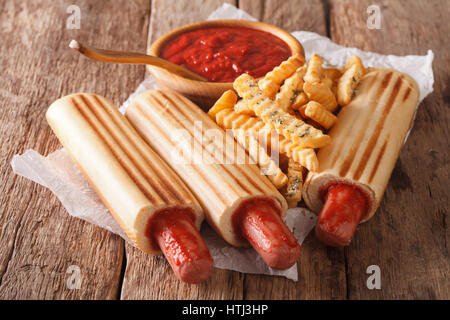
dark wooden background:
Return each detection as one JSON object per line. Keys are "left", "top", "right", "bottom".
{"left": 0, "top": 0, "right": 448, "bottom": 299}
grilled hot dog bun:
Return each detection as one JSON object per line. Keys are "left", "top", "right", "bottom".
{"left": 303, "top": 68, "right": 419, "bottom": 221}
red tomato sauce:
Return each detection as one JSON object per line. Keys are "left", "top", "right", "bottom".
{"left": 160, "top": 26, "right": 292, "bottom": 82}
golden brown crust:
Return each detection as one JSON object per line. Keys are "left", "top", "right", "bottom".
{"left": 46, "top": 93, "right": 203, "bottom": 254}
{"left": 303, "top": 69, "right": 419, "bottom": 222}
{"left": 126, "top": 90, "right": 288, "bottom": 247}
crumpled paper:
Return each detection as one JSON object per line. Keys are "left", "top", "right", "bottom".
{"left": 11, "top": 3, "right": 434, "bottom": 281}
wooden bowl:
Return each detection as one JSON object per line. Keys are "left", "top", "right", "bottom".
{"left": 148, "top": 19, "right": 304, "bottom": 110}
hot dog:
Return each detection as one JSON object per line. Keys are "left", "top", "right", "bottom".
{"left": 303, "top": 68, "right": 420, "bottom": 246}
{"left": 151, "top": 209, "right": 213, "bottom": 283}
{"left": 126, "top": 90, "right": 301, "bottom": 269}
{"left": 237, "top": 199, "right": 301, "bottom": 269}
{"left": 315, "top": 184, "right": 367, "bottom": 247}
{"left": 46, "top": 93, "right": 213, "bottom": 283}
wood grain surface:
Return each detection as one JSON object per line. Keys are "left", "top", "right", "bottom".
{"left": 0, "top": 0, "right": 448, "bottom": 300}
{"left": 0, "top": 0, "right": 150, "bottom": 299}
{"left": 120, "top": 0, "right": 244, "bottom": 300}
{"left": 239, "top": 0, "right": 347, "bottom": 300}
{"left": 329, "top": 0, "right": 450, "bottom": 299}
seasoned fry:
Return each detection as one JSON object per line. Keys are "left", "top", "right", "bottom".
{"left": 322, "top": 68, "right": 341, "bottom": 96}
{"left": 214, "top": 108, "right": 319, "bottom": 172}
{"left": 304, "top": 53, "right": 323, "bottom": 83}
{"left": 323, "top": 68, "right": 343, "bottom": 82}
{"left": 208, "top": 90, "right": 238, "bottom": 119}
{"left": 337, "top": 64, "right": 363, "bottom": 106}
{"left": 215, "top": 108, "right": 264, "bottom": 132}
{"left": 303, "top": 81, "right": 338, "bottom": 112}
{"left": 234, "top": 74, "right": 331, "bottom": 149}
{"left": 290, "top": 91, "right": 309, "bottom": 110}
{"left": 278, "top": 142, "right": 318, "bottom": 172}
{"left": 296, "top": 65, "right": 307, "bottom": 83}
{"left": 330, "top": 83, "right": 338, "bottom": 97}
{"left": 275, "top": 66, "right": 306, "bottom": 111}
{"left": 234, "top": 99, "right": 255, "bottom": 116}
{"left": 285, "top": 160, "right": 303, "bottom": 208}
{"left": 300, "top": 101, "right": 337, "bottom": 130}
{"left": 258, "top": 54, "right": 306, "bottom": 98}
{"left": 321, "top": 76, "right": 333, "bottom": 89}
{"left": 232, "top": 130, "right": 288, "bottom": 189}
{"left": 211, "top": 104, "right": 288, "bottom": 188}
{"left": 345, "top": 55, "right": 366, "bottom": 76}
{"left": 322, "top": 75, "right": 337, "bottom": 96}
{"left": 286, "top": 67, "right": 308, "bottom": 110}
{"left": 337, "top": 55, "right": 366, "bottom": 106}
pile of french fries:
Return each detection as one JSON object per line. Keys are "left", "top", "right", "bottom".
{"left": 208, "top": 53, "right": 367, "bottom": 207}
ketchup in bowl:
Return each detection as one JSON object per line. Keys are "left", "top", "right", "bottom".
{"left": 160, "top": 26, "right": 291, "bottom": 82}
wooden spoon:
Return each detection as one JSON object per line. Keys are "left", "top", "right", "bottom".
{"left": 69, "top": 40, "right": 207, "bottom": 82}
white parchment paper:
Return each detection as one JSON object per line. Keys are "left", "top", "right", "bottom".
{"left": 10, "top": 4, "right": 434, "bottom": 281}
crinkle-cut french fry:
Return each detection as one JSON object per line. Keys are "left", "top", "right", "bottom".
{"left": 301, "top": 101, "right": 337, "bottom": 130}
{"left": 214, "top": 108, "right": 265, "bottom": 133}
{"left": 275, "top": 67, "right": 304, "bottom": 111}
{"left": 322, "top": 68, "right": 340, "bottom": 97}
{"left": 330, "top": 83, "right": 338, "bottom": 96}
{"left": 303, "top": 81, "right": 338, "bottom": 112}
{"left": 297, "top": 104, "right": 307, "bottom": 118}
{"left": 288, "top": 67, "right": 308, "bottom": 110}
{"left": 321, "top": 75, "right": 337, "bottom": 96}
{"left": 290, "top": 92, "right": 309, "bottom": 110}
{"left": 214, "top": 108, "right": 319, "bottom": 172}
{"left": 321, "top": 76, "right": 333, "bottom": 89}
{"left": 234, "top": 74, "right": 330, "bottom": 149}
{"left": 278, "top": 140, "right": 318, "bottom": 172}
{"left": 337, "top": 55, "right": 366, "bottom": 106}
{"left": 258, "top": 54, "right": 306, "bottom": 98}
{"left": 234, "top": 99, "right": 255, "bottom": 116}
{"left": 296, "top": 65, "right": 307, "bottom": 83}
{"left": 285, "top": 159, "right": 303, "bottom": 208}
{"left": 323, "top": 68, "right": 343, "bottom": 82}
{"left": 304, "top": 53, "right": 323, "bottom": 83}
{"left": 337, "top": 64, "right": 363, "bottom": 106}
{"left": 208, "top": 90, "right": 237, "bottom": 119}
{"left": 345, "top": 55, "right": 366, "bottom": 76}
{"left": 232, "top": 129, "right": 288, "bottom": 189}
{"left": 336, "top": 65, "right": 356, "bottom": 106}
{"left": 212, "top": 105, "right": 287, "bottom": 187}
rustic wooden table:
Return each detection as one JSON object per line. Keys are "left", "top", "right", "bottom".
{"left": 0, "top": 0, "right": 448, "bottom": 300}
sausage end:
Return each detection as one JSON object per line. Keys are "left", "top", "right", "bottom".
{"left": 152, "top": 209, "right": 213, "bottom": 283}
{"left": 315, "top": 184, "right": 367, "bottom": 247}
{"left": 239, "top": 200, "right": 301, "bottom": 270}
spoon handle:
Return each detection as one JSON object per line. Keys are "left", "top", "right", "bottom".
{"left": 69, "top": 40, "right": 206, "bottom": 82}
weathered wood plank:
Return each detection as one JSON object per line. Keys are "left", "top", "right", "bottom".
{"left": 147, "top": 0, "right": 235, "bottom": 45}
{"left": 120, "top": 0, "right": 245, "bottom": 300}
{"left": 120, "top": 245, "right": 244, "bottom": 299}
{"left": 3, "top": 0, "right": 447, "bottom": 301}
{"left": 329, "top": 0, "right": 450, "bottom": 299}
{"left": 239, "top": 0, "right": 347, "bottom": 300}
{"left": 0, "top": 0, "right": 150, "bottom": 299}
{"left": 239, "top": 0, "right": 328, "bottom": 36}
